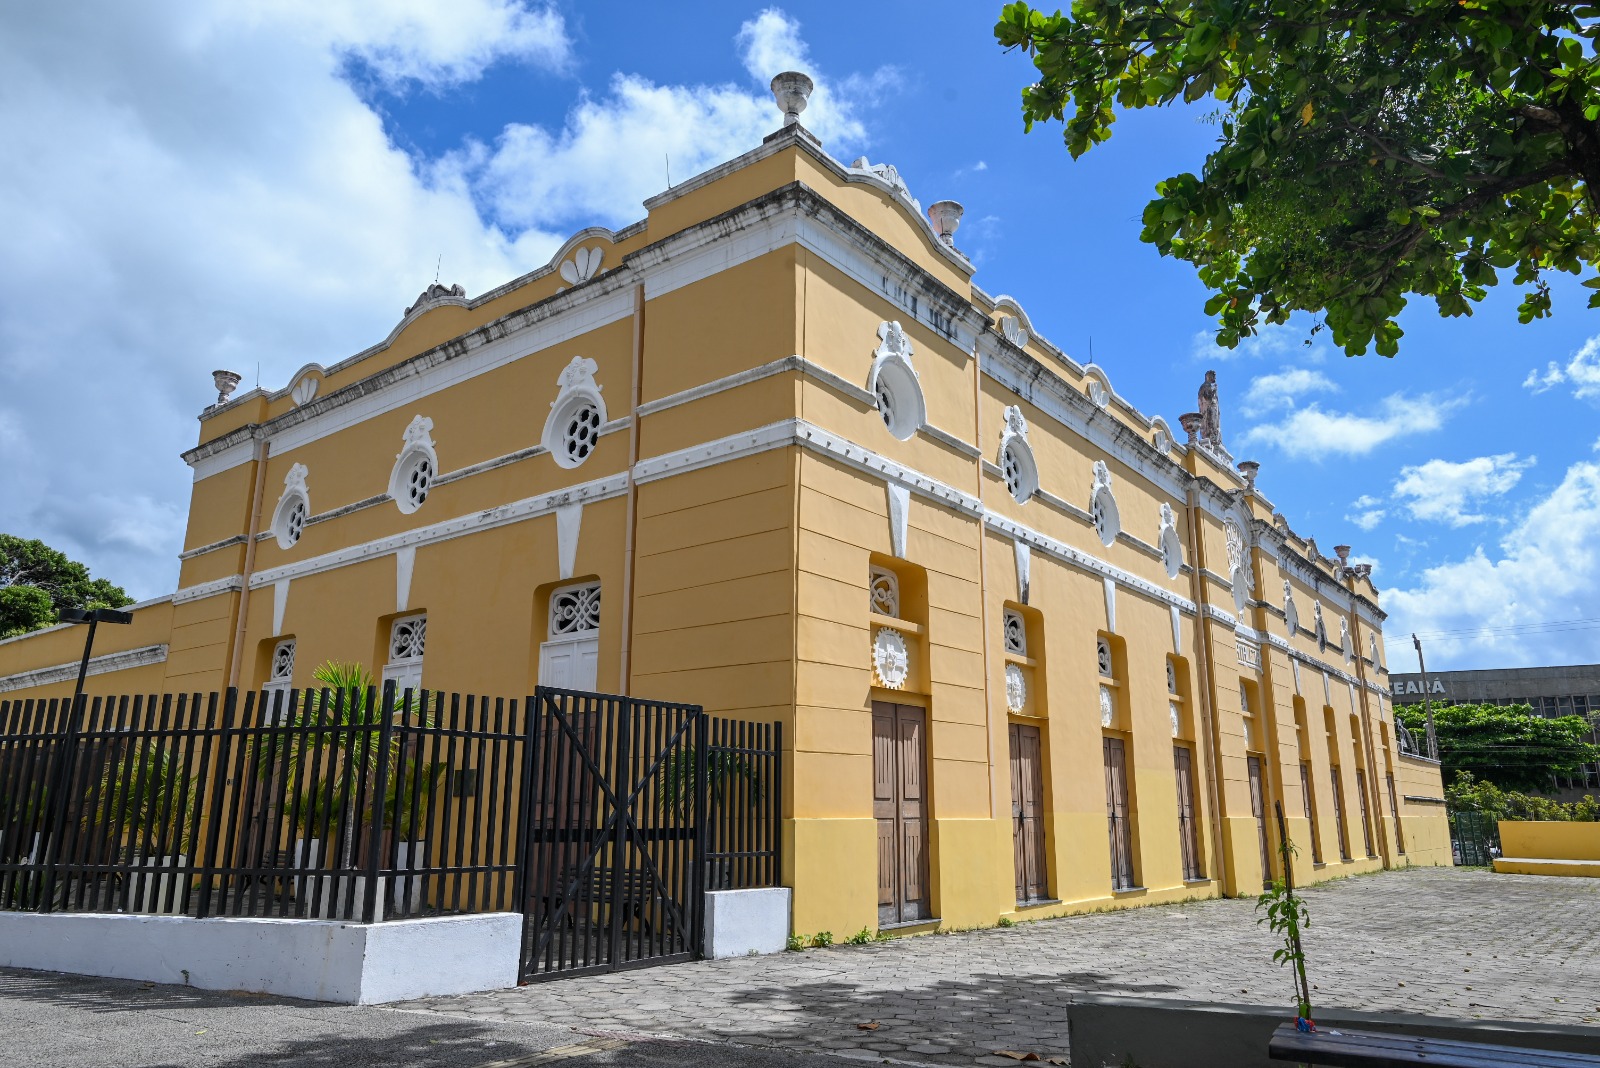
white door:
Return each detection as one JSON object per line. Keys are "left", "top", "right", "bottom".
{"left": 538, "top": 636, "right": 598, "bottom": 691}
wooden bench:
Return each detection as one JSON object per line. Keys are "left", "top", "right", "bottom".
{"left": 1270, "top": 1021, "right": 1600, "bottom": 1067}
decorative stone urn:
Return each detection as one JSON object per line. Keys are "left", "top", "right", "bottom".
{"left": 212, "top": 369, "right": 242, "bottom": 406}
{"left": 770, "top": 71, "right": 813, "bottom": 126}
{"left": 928, "top": 200, "right": 964, "bottom": 245}
{"left": 1236, "top": 459, "right": 1260, "bottom": 488}
{"left": 1178, "top": 411, "right": 1203, "bottom": 443}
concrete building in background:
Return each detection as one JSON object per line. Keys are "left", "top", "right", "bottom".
{"left": 0, "top": 75, "right": 1448, "bottom": 936}
{"left": 1390, "top": 664, "right": 1600, "bottom": 792}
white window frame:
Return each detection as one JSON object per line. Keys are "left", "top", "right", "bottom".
{"left": 382, "top": 613, "right": 427, "bottom": 696}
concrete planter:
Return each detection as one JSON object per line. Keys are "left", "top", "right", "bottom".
{"left": 703, "top": 886, "right": 791, "bottom": 959}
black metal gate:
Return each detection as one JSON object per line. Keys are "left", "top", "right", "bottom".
{"left": 1450, "top": 808, "right": 1500, "bottom": 866}
{"left": 518, "top": 687, "right": 705, "bottom": 981}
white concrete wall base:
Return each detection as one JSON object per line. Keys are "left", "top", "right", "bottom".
{"left": 0, "top": 910, "right": 521, "bottom": 1004}
{"left": 704, "top": 887, "right": 791, "bottom": 959}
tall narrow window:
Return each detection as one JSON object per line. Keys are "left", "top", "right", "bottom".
{"left": 539, "top": 582, "right": 601, "bottom": 691}
{"left": 1330, "top": 766, "right": 1351, "bottom": 861}
{"left": 1301, "top": 763, "right": 1323, "bottom": 864}
{"left": 1355, "top": 768, "right": 1375, "bottom": 857}
{"left": 1103, "top": 736, "right": 1136, "bottom": 890}
{"left": 383, "top": 614, "right": 426, "bottom": 696}
{"left": 263, "top": 638, "right": 296, "bottom": 720}
{"left": 1247, "top": 755, "right": 1272, "bottom": 889}
{"left": 1387, "top": 772, "right": 1405, "bottom": 855}
{"left": 1174, "top": 745, "right": 1202, "bottom": 881}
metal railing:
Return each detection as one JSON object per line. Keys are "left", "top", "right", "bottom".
{"left": 0, "top": 687, "right": 526, "bottom": 922}
{"left": 0, "top": 687, "right": 783, "bottom": 926}
{"left": 703, "top": 716, "right": 783, "bottom": 891}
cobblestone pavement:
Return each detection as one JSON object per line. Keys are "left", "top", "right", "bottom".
{"left": 404, "top": 868, "right": 1600, "bottom": 1066}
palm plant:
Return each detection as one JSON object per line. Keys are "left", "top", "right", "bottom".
{"left": 261, "top": 661, "right": 442, "bottom": 857}
{"left": 86, "top": 742, "right": 198, "bottom": 859}
{"left": 659, "top": 746, "right": 763, "bottom": 820}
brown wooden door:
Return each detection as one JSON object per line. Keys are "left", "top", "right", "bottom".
{"left": 1247, "top": 755, "right": 1272, "bottom": 888}
{"left": 1102, "top": 736, "right": 1135, "bottom": 889}
{"left": 1009, "top": 723, "right": 1047, "bottom": 902}
{"left": 1300, "top": 762, "right": 1322, "bottom": 863}
{"left": 1355, "top": 768, "right": 1374, "bottom": 857}
{"left": 1387, "top": 773, "right": 1405, "bottom": 855}
{"left": 873, "top": 702, "right": 929, "bottom": 926}
{"left": 1330, "top": 766, "right": 1350, "bottom": 859}
{"left": 1174, "top": 745, "right": 1201, "bottom": 881}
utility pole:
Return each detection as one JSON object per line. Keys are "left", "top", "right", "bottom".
{"left": 1411, "top": 633, "right": 1440, "bottom": 760}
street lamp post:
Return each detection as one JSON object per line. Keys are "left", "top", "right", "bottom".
{"left": 36, "top": 607, "right": 133, "bottom": 910}
{"left": 1411, "top": 633, "right": 1440, "bottom": 761}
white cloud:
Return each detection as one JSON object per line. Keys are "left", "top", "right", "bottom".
{"left": 1240, "top": 368, "right": 1337, "bottom": 417}
{"left": 0, "top": 4, "right": 885, "bottom": 598}
{"left": 1383, "top": 459, "right": 1600, "bottom": 669}
{"left": 1238, "top": 393, "right": 1466, "bottom": 459}
{"left": 298, "top": 0, "right": 571, "bottom": 88}
{"left": 1347, "top": 508, "right": 1385, "bottom": 532}
{"left": 450, "top": 10, "right": 895, "bottom": 233}
{"left": 1523, "top": 334, "right": 1600, "bottom": 401}
{"left": 1392, "top": 453, "right": 1535, "bottom": 527}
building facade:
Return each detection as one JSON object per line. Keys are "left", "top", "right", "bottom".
{"left": 1391, "top": 664, "right": 1600, "bottom": 792}
{"left": 0, "top": 83, "right": 1448, "bottom": 935}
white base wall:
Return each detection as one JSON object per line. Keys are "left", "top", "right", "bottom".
{"left": 0, "top": 911, "right": 522, "bottom": 1004}
{"left": 704, "top": 887, "right": 791, "bottom": 959}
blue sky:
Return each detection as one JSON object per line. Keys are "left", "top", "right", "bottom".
{"left": 1, "top": 1, "right": 1597, "bottom": 670}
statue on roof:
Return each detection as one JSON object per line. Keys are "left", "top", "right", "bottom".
{"left": 1198, "top": 370, "right": 1223, "bottom": 451}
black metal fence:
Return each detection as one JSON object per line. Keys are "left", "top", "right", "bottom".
{"left": 0, "top": 687, "right": 527, "bottom": 921}
{"left": 1449, "top": 807, "right": 1501, "bottom": 867}
{"left": 0, "top": 686, "right": 782, "bottom": 940}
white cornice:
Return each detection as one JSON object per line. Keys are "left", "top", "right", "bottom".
{"left": 0, "top": 644, "right": 169, "bottom": 693}
{"left": 247, "top": 472, "right": 630, "bottom": 590}
{"left": 173, "top": 576, "right": 244, "bottom": 604}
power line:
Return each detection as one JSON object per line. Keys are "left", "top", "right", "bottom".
{"left": 1410, "top": 616, "right": 1600, "bottom": 640}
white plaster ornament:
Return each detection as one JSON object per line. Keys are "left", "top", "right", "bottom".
{"left": 1005, "top": 664, "right": 1027, "bottom": 713}
{"left": 873, "top": 628, "right": 910, "bottom": 690}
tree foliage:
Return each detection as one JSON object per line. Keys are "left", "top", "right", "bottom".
{"left": 995, "top": 1, "right": 1600, "bottom": 356}
{"left": 0, "top": 535, "right": 133, "bottom": 639}
{"left": 1445, "top": 770, "right": 1600, "bottom": 821}
{"left": 1395, "top": 701, "right": 1600, "bottom": 791}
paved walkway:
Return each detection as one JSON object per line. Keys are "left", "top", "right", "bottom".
{"left": 406, "top": 868, "right": 1600, "bottom": 1066}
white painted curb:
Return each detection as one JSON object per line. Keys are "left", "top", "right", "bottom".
{"left": 0, "top": 910, "right": 521, "bottom": 1004}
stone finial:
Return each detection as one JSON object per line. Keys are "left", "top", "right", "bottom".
{"left": 928, "top": 200, "right": 964, "bottom": 246}
{"left": 1334, "top": 544, "right": 1351, "bottom": 565}
{"left": 404, "top": 282, "right": 466, "bottom": 317}
{"left": 1236, "top": 459, "right": 1260, "bottom": 488}
{"left": 771, "top": 72, "right": 813, "bottom": 126}
{"left": 1178, "top": 412, "right": 1203, "bottom": 444}
{"left": 212, "top": 369, "right": 242, "bottom": 406}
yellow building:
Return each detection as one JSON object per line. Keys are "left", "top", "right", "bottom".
{"left": 0, "top": 75, "right": 1447, "bottom": 936}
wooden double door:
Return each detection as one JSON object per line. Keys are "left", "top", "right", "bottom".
{"left": 873, "top": 702, "right": 929, "bottom": 926}
{"left": 1009, "top": 723, "right": 1048, "bottom": 903}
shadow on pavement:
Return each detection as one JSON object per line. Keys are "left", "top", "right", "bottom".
{"left": 665, "top": 965, "right": 1181, "bottom": 1062}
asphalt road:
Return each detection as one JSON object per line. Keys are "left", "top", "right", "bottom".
{"left": 0, "top": 968, "right": 864, "bottom": 1068}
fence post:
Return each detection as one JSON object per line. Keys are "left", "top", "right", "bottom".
{"left": 196, "top": 689, "right": 239, "bottom": 919}
{"left": 772, "top": 720, "right": 784, "bottom": 890}
{"left": 35, "top": 692, "right": 92, "bottom": 914}
{"left": 691, "top": 707, "right": 709, "bottom": 958}
{"left": 362, "top": 680, "right": 397, "bottom": 923}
